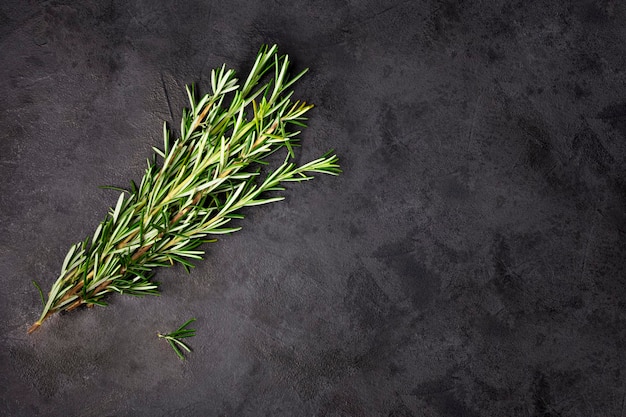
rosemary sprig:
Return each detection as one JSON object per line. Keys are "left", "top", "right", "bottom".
{"left": 158, "top": 318, "right": 196, "bottom": 360}
{"left": 28, "top": 45, "right": 340, "bottom": 333}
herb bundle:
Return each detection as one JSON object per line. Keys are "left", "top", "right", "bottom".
{"left": 29, "top": 45, "right": 340, "bottom": 333}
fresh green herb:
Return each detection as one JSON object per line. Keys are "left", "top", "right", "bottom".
{"left": 32, "top": 280, "right": 46, "bottom": 307}
{"left": 28, "top": 45, "right": 340, "bottom": 333}
{"left": 158, "top": 318, "right": 197, "bottom": 360}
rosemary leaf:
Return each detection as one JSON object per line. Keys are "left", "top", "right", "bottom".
{"left": 158, "top": 318, "right": 197, "bottom": 360}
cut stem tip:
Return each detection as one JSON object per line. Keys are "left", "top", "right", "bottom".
{"left": 27, "top": 322, "right": 41, "bottom": 334}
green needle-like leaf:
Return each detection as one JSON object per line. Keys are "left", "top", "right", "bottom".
{"left": 158, "top": 318, "right": 196, "bottom": 360}
{"left": 32, "top": 280, "right": 46, "bottom": 307}
{"left": 28, "top": 45, "right": 341, "bottom": 334}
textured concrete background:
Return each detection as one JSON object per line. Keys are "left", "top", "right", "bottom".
{"left": 1, "top": 1, "right": 625, "bottom": 416}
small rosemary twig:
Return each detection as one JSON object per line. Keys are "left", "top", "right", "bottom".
{"left": 28, "top": 45, "right": 341, "bottom": 333}
{"left": 158, "top": 318, "right": 196, "bottom": 360}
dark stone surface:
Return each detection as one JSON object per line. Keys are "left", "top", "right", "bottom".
{"left": 1, "top": 1, "right": 625, "bottom": 416}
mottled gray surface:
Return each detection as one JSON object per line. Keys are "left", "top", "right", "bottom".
{"left": 1, "top": 1, "right": 626, "bottom": 416}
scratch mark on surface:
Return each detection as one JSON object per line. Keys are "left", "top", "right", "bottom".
{"left": 466, "top": 92, "right": 482, "bottom": 151}
{"left": 160, "top": 72, "right": 174, "bottom": 123}
{"left": 341, "top": 0, "right": 413, "bottom": 31}
{"left": 230, "top": 306, "right": 291, "bottom": 348}
{"left": 197, "top": 2, "right": 214, "bottom": 82}
{"left": 127, "top": 10, "right": 148, "bottom": 31}
{"left": 580, "top": 214, "right": 597, "bottom": 282}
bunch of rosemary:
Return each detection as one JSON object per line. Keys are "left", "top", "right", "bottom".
{"left": 29, "top": 45, "right": 340, "bottom": 333}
